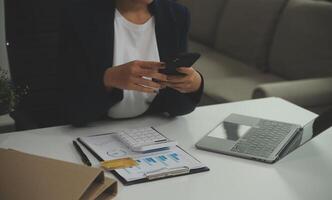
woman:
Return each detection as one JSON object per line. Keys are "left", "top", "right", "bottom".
{"left": 59, "top": 0, "right": 203, "bottom": 126}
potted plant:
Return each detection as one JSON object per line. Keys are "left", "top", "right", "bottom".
{"left": 0, "top": 67, "right": 27, "bottom": 115}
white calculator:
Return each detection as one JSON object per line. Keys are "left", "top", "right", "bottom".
{"left": 115, "top": 127, "right": 177, "bottom": 152}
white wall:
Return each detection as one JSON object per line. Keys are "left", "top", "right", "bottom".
{"left": 0, "top": 0, "right": 10, "bottom": 78}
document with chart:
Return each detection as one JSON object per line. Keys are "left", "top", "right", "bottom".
{"left": 78, "top": 128, "right": 209, "bottom": 185}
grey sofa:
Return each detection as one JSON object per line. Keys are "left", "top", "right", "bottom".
{"left": 178, "top": 0, "right": 332, "bottom": 113}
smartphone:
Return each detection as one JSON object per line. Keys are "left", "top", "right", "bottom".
{"left": 160, "top": 52, "right": 201, "bottom": 76}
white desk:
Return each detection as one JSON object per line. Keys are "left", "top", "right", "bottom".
{"left": 1, "top": 97, "right": 332, "bottom": 200}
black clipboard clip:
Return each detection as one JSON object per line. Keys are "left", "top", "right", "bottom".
{"left": 144, "top": 166, "right": 190, "bottom": 180}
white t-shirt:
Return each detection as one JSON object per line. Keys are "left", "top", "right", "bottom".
{"left": 108, "top": 9, "right": 160, "bottom": 119}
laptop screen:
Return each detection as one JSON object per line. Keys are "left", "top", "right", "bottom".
{"left": 279, "top": 115, "right": 331, "bottom": 159}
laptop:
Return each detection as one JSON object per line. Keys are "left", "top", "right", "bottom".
{"left": 196, "top": 113, "right": 330, "bottom": 163}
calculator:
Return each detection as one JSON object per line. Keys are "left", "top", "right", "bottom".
{"left": 115, "top": 127, "right": 177, "bottom": 152}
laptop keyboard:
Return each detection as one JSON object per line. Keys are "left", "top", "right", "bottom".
{"left": 231, "top": 120, "right": 296, "bottom": 158}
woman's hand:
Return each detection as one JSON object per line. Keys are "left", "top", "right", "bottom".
{"left": 104, "top": 60, "right": 167, "bottom": 93}
{"left": 162, "top": 67, "right": 202, "bottom": 93}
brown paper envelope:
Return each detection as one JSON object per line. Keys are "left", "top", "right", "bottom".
{"left": 0, "top": 148, "right": 117, "bottom": 200}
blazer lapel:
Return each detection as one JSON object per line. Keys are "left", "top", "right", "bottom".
{"left": 150, "top": 0, "right": 179, "bottom": 62}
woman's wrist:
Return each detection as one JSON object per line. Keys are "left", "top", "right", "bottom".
{"left": 103, "top": 68, "right": 114, "bottom": 91}
{"left": 192, "top": 70, "right": 202, "bottom": 92}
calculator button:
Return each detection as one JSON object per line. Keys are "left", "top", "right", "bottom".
{"left": 115, "top": 127, "right": 177, "bottom": 152}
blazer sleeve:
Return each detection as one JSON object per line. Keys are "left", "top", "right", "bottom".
{"left": 58, "top": 7, "right": 123, "bottom": 126}
{"left": 149, "top": 5, "right": 204, "bottom": 116}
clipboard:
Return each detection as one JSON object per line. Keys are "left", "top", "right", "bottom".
{"left": 113, "top": 164, "right": 209, "bottom": 186}
{"left": 78, "top": 133, "right": 209, "bottom": 186}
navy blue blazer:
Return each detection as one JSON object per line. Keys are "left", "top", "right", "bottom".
{"left": 59, "top": 0, "right": 203, "bottom": 126}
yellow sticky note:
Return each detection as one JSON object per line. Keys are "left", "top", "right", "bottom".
{"left": 101, "top": 158, "right": 138, "bottom": 170}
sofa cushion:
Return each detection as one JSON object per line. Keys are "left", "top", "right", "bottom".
{"left": 188, "top": 40, "right": 284, "bottom": 102}
{"left": 178, "top": 0, "right": 227, "bottom": 46}
{"left": 269, "top": 0, "right": 332, "bottom": 80}
{"left": 215, "top": 0, "right": 288, "bottom": 70}
{"left": 205, "top": 75, "right": 284, "bottom": 102}
{"left": 189, "top": 41, "right": 260, "bottom": 79}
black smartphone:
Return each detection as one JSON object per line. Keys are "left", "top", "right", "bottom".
{"left": 160, "top": 52, "right": 201, "bottom": 76}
